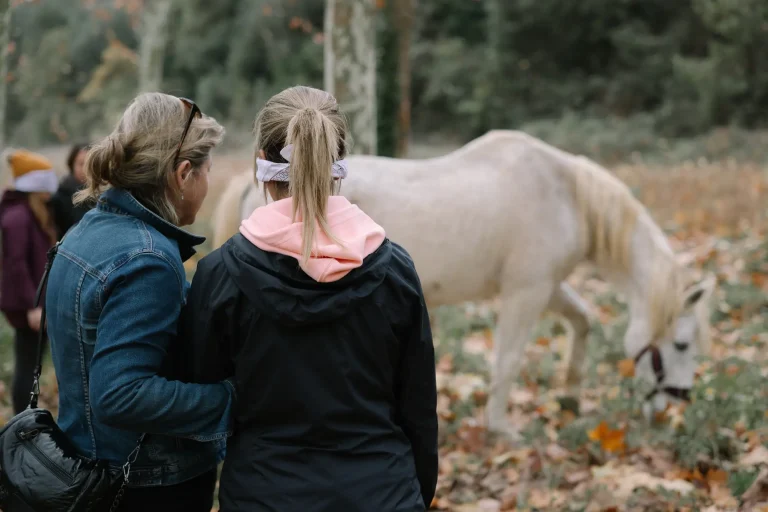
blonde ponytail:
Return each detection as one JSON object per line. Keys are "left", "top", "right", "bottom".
{"left": 253, "top": 86, "right": 350, "bottom": 265}
{"left": 287, "top": 108, "right": 341, "bottom": 264}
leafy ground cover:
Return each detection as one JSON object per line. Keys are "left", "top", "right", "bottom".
{"left": 1, "top": 156, "right": 766, "bottom": 511}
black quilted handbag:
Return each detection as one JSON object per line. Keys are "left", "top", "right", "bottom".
{"left": 0, "top": 242, "right": 144, "bottom": 512}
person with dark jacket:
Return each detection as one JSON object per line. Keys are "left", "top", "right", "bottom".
{"left": 177, "top": 85, "right": 438, "bottom": 512}
{"left": 49, "top": 142, "right": 91, "bottom": 239}
{"left": 0, "top": 149, "right": 58, "bottom": 413}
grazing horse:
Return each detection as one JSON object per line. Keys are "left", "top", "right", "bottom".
{"left": 211, "top": 130, "right": 714, "bottom": 437}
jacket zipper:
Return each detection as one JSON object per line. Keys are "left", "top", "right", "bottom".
{"left": 16, "top": 429, "right": 74, "bottom": 484}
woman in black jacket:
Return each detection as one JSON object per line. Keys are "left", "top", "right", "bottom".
{"left": 177, "top": 85, "right": 438, "bottom": 512}
{"left": 49, "top": 142, "right": 91, "bottom": 239}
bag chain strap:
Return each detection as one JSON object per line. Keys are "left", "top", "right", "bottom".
{"left": 109, "top": 433, "right": 146, "bottom": 512}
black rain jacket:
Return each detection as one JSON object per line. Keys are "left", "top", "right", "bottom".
{"left": 176, "top": 233, "right": 438, "bottom": 512}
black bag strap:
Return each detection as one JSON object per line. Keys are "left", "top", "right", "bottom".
{"left": 28, "top": 240, "right": 60, "bottom": 409}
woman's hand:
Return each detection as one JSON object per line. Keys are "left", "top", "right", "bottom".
{"left": 27, "top": 308, "right": 43, "bottom": 331}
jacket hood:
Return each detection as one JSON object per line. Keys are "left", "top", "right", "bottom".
{"left": 239, "top": 196, "right": 386, "bottom": 283}
{"left": 221, "top": 233, "right": 392, "bottom": 326}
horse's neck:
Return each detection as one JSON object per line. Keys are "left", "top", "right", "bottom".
{"left": 607, "top": 213, "right": 678, "bottom": 355}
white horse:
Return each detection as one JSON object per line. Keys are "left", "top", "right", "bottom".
{"left": 211, "top": 130, "right": 714, "bottom": 436}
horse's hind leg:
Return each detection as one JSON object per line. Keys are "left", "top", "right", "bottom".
{"left": 487, "top": 282, "right": 555, "bottom": 438}
{"left": 548, "top": 282, "right": 592, "bottom": 388}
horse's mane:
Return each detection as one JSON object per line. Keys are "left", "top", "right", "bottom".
{"left": 569, "top": 155, "right": 688, "bottom": 344}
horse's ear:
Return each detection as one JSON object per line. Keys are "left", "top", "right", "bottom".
{"left": 683, "top": 275, "right": 716, "bottom": 310}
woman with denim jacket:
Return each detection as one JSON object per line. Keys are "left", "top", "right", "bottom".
{"left": 44, "top": 92, "right": 235, "bottom": 512}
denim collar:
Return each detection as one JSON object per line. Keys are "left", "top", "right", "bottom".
{"left": 97, "top": 187, "right": 205, "bottom": 262}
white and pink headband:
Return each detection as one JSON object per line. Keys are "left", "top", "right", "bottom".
{"left": 255, "top": 144, "right": 349, "bottom": 183}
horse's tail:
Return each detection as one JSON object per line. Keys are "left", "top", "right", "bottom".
{"left": 211, "top": 169, "right": 254, "bottom": 249}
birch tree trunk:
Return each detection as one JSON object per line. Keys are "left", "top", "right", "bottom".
{"left": 0, "top": 0, "right": 11, "bottom": 149}
{"left": 324, "top": 0, "right": 377, "bottom": 155}
{"left": 138, "top": 0, "right": 173, "bottom": 93}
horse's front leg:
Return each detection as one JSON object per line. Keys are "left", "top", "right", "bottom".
{"left": 487, "top": 282, "right": 554, "bottom": 440}
{"left": 547, "top": 281, "right": 592, "bottom": 388}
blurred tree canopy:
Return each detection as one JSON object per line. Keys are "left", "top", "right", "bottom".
{"left": 3, "top": 0, "right": 768, "bottom": 152}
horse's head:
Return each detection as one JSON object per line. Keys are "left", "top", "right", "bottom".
{"left": 626, "top": 274, "right": 716, "bottom": 412}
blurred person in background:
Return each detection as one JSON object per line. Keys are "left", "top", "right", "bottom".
{"left": 0, "top": 149, "right": 58, "bottom": 414}
{"left": 49, "top": 142, "right": 92, "bottom": 239}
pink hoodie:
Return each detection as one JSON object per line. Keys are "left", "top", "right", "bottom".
{"left": 239, "top": 196, "right": 386, "bottom": 283}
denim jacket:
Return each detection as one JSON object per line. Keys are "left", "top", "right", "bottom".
{"left": 45, "top": 187, "right": 235, "bottom": 487}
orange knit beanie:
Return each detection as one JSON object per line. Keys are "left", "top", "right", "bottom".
{"left": 8, "top": 149, "right": 53, "bottom": 178}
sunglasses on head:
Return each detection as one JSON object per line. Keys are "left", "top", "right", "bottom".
{"left": 174, "top": 97, "right": 202, "bottom": 165}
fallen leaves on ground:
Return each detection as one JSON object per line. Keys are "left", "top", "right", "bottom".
{"left": 3, "top": 161, "right": 768, "bottom": 512}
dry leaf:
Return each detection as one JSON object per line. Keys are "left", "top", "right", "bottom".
{"left": 740, "top": 445, "right": 768, "bottom": 468}
{"left": 706, "top": 468, "right": 729, "bottom": 486}
{"left": 492, "top": 448, "right": 531, "bottom": 467}
{"left": 500, "top": 487, "right": 518, "bottom": 510}
{"left": 710, "top": 483, "right": 739, "bottom": 509}
{"left": 593, "top": 464, "right": 695, "bottom": 499}
{"left": 617, "top": 358, "right": 636, "bottom": 378}
{"left": 588, "top": 421, "right": 627, "bottom": 454}
{"left": 483, "top": 327, "right": 494, "bottom": 349}
{"left": 437, "top": 354, "right": 454, "bottom": 373}
{"left": 527, "top": 488, "right": 552, "bottom": 508}
{"left": 472, "top": 389, "right": 488, "bottom": 406}
{"left": 545, "top": 443, "right": 571, "bottom": 462}
{"left": 564, "top": 469, "right": 591, "bottom": 485}
{"left": 457, "top": 419, "right": 486, "bottom": 453}
{"left": 477, "top": 498, "right": 501, "bottom": 512}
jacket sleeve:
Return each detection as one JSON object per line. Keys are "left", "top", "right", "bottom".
{"left": 177, "top": 254, "right": 236, "bottom": 384}
{"left": 2, "top": 210, "right": 37, "bottom": 311}
{"left": 88, "top": 253, "right": 235, "bottom": 441}
{"left": 395, "top": 277, "right": 438, "bottom": 509}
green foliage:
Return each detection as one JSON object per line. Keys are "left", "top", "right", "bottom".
{"left": 5, "top": 0, "right": 768, "bottom": 150}
{"left": 673, "top": 356, "right": 767, "bottom": 467}
{"left": 409, "top": 0, "right": 768, "bottom": 144}
{"left": 729, "top": 468, "right": 761, "bottom": 498}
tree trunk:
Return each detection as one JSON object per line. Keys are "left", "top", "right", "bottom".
{"left": 395, "top": 0, "right": 412, "bottom": 158}
{"left": 325, "top": 0, "right": 377, "bottom": 155}
{"left": 0, "top": 0, "right": 11, "bottom": 149}
{"left": 138, "top": 0, "right": 173, "bottom": 93}
{"left": 485, "top": 0, "right": 504, "bottom": 130}
{"left": 376, "top": 1, "right": 398, "bottom": 157}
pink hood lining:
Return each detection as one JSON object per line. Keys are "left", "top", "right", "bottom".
{"left": 239, "top": 196, "right": 386, "bottom": 283}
